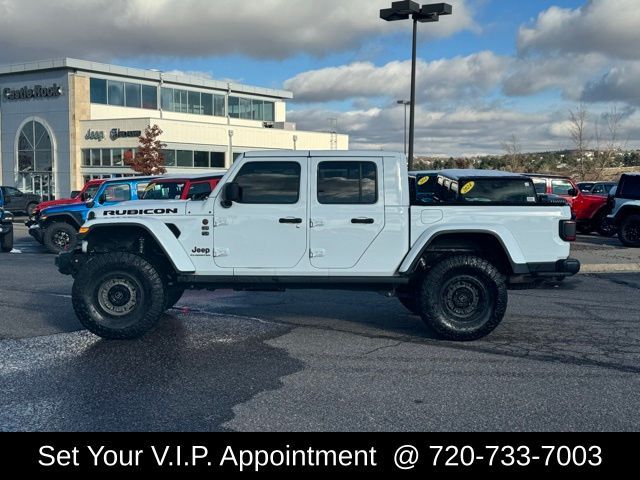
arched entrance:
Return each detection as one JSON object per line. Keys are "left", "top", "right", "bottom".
{"left": 15, "top": 119, "right": 55, "bottom": 200}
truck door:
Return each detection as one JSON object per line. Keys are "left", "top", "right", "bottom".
{"left": 213, "top": 159, "right": 308, "bottom": 269}
{"left": 309, "top": 157, "right": 385, "bottom": 269}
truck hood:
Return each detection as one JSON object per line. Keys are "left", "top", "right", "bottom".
{"left": 36, "top": 197, "right": 80, "bottom": 212}
{"left": 41, "top": 202, "right": 87, "bottom": 216}
{"left": 91, "top": 200, "right": 188, "bottom": 219}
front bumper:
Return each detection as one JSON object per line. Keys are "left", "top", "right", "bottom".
{"left": 55, "top": 250, "right": 88, "bottom": 276}
{"left": 28, "top": 224, "right": 44, "bottom": 243}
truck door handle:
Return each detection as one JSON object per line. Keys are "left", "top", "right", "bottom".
{"left": 351, "top": 218, "right": 375, "bottom": 224}
{"left": 279, "top": 217, "right": 303, "bottom": 224}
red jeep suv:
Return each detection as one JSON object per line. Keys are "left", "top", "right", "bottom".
{"left": 528, "top": 174, "right": 615, "bottom": 236}
{"left": 142, "top": 173, "right": 225, "bottom": 201}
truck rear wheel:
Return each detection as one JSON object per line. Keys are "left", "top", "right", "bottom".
{"left": 418, "top": 255, "right": 507, "bottom": 341}
{"left": 619, "top": 214, "right": 640, "bottom": 247}
{"left": 44, "top": 222, "right": 78, "bottom": 254}
{"left": 1, "top": 229, "right": 13, "bottom": 252}
{"left": 72, "top": 252, "right": 166, "bottom": 339}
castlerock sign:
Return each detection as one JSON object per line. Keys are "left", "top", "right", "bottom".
{"left": 3, "top": 84, "right": 63, "bottom": 101}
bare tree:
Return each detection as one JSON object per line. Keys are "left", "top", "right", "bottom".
{"left": 593, "top": 106, "right": 626, "bottom": 180}
{"left": 501, "top": 134, "right": 522, "bottom": 172}
{"left": 568, "top": 104, "right": 590, "bottom": 180}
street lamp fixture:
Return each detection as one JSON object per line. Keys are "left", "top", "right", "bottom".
{"left": 381, "top": 2, "right": 452, "bottom": 169}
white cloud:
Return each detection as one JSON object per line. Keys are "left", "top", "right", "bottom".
{"left": 0, "top": 0, "right": 476, "bottom": 63}
{"left": 284, "top": 51, "right": 509, "bottom": 103}
{"left": 518, "top": 0, "right": 640, "bottom": 60}
{"left": 581, "top": 63, "right": 640, "bottom": 105}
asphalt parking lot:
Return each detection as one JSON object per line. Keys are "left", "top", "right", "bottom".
{"left": 1, "top": 222, "right": 639, "bottom": 431}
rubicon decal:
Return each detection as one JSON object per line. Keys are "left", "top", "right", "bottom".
{"left": 103, "top": 208, "right": 180, "bottom": 216}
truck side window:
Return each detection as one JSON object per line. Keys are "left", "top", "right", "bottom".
{"left": 552, "top": 180, "right": 574, "bottom": 196}
{"left": 188, "top": 182, "right": 212, "bottom": 201}
{"left": 234, "top": 161, "right": 301, "bottom": 204}
{"left": 619, "top": 176, "right": 640, "bottom": 200}
{"left": 317, "top": 161, "right": 377, "bottom": 204}
{"left": 533, "top": 179, "right": 547, "bottom": 194}
{"left": 103, "top": 184, "right": 131, "bottom": 203}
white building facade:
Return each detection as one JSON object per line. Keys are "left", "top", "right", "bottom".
{"left": 0, "top": 58, "right": 348, "bottom": 199}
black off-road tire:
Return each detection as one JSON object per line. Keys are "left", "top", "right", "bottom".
{"left": 418, "top": 255, "right": 507, "bottom": 341}
{"left": 44, "top": 222, "right": 78, "bottom": 254}
{"left": 72, "top": 252, "right": 166, "bottom": 339}
{"left": 596, "top": 214, "right": 616, "bottom": 237}
{"left": 1, "top": 229, "right": 13, "bottom": 252}
{"left": 164, "top": 286, "right": 186, "bottom": 310}
{"left": 618, "top": 214, "right": 640, "bottom": 248}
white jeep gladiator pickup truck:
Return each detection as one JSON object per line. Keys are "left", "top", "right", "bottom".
{"left": 56, "top": 151, "right": 580, "bottom": 341}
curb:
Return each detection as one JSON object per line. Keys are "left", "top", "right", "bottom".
{"left": 580, "top": 264, "right": 640, "bottom": 274}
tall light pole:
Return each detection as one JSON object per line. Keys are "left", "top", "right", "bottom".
{"left": 397, "top": 100, "right": 410, "bottom": 156}
{"left": 381, "top": 2, "right": 452, "bottom": 169}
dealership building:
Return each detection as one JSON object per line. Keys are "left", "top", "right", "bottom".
{"left": 0, "top": 58, "right": 348, "bottom": 199}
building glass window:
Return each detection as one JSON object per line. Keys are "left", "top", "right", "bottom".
{"left": 91, "top": 149, "right": 101, "bottom": 167}
{"left": 264, "top": 101, "right": 275, "bottom": 122}
{"left": 215, "top": 95, "right": 225, "bottom": 117}
{"left": 107, "top": 80, "right": 125, "bottom": 106}
{"left": 101, "top": 149, "right": 111, "bottom": 167}
{"left": 194, "top": 151, "right": 208, "bottom": 168}
{"left": 112, "top": 149, "right": 124, "bottom": 167}
{"left": 188, "top": 91, "right": 201, "bottom": 114}
{"left": 163, "top": 149, "right": 176, "bottom": 167}
{"left": 161, "top": 87, "right": 173, "bottom": 111}
{"left": 228, "top": 96, "right": 240, "bottom": 118}
{"left": 202, "top": 93, "right": 213, "bottom": 116}
{"left": 177, "top": 150, "right": 193, "bottom": 167}
{"left": 82, "top": 149, "right": 91, "bottom": 166}
{"left": 125, "top": 83, "right": 141, "bottom": 108}
{"left": 142, "top": 85, "right": 157, "bottom": 109}
{"left": 210, "top": 152, "right": 225, "bottom": 168}
{"left": 252, "top": 100, "right": 264, "bottom": 121}
{"left": 239, "top": 98, "right": 252, "bottom": 119}
{"left": 90, "top": 78, "right": 107, "bottom": 104}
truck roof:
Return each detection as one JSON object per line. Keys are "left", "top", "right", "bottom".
{"left": 101, "top": 176, "right": 159, "bottom": 184}
{"left": 151, "top": 172, "right": 226, "bottom": 182}
{"left": 242, "top": 150, "right": 405, "bottom": 159}
{"left": 438, "top": 169, "right": 530, "bottom": 181}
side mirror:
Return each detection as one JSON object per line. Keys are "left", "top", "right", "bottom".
{"left": 568, "top": 188, "right": 578, "bottom": 197}
{"left": 86, "top": 200, "right": 95, "bottom": 209}
{"left": 70, "top": 190, "right": 80, "bottom": 199}
{"left": 3, "top": 211, "right": 14, "bottom": 222}
{"left": 221, "top": 182, "right": 241, "bottom": 208}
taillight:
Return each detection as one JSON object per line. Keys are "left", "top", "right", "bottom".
{"left": 560, "top": 220, "right": 577, "bottom": 241}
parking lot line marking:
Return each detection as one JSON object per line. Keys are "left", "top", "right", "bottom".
{"left": 580, "top": 263, "right": 640, "bottom": 274}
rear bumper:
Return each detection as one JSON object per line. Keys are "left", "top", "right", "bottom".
{"left": 515, "top": 258, "right": 581, "bottom": 277}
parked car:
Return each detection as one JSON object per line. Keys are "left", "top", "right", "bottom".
{"left": 26, "top": 179, "right": 106, "bottom": 228}
{"left": 577, "top": 182, "right": 596, "bottom": 193}
{"left": 588, "top": 182, "right": 618, "bottom": 197}
{"left": 0, "top": 208, "right": 14, "bottom": 252}
{"left": 608, "top": 173, "right": 640, "bottom": 247}
{"left": 0, "top": 186, "right": 41, "bottom": 216}
{"left": 31, "top": 176, "right": 158, "bottom": 254}
{"left": 527, "top": 174, "right": 614, "bottom": 236}
{"left": 142, "top": 173, "right": 225, "bottom": 201}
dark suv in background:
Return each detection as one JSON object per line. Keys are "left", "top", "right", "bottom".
{"left": 0, "top": 186, "right": 41, "bottom": 216}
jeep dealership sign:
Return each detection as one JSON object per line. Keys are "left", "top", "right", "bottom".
{"left": 3, "top": 84, "right": 63, "bottom": 101}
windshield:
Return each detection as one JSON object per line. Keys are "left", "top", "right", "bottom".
{"left": 458, "top": 179, "right": 538, "bottom": 204}
{"left": 84, "top": 184, "right": 100, "bottom": 201}
{"left": 142, "top": 182, "right": 186, "bottom": 200}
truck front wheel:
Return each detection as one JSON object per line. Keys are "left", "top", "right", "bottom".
{"left": 72, "top": 252, "right": 166, "bottom": 339}
{"left": 44, "top": 222, "right": 78, "bottom": 254}
{"left": 1, "top": 229, "right": 13, "bottom": 252}
{"left": 418, "top": 255, "right": 507, "bottom": 341}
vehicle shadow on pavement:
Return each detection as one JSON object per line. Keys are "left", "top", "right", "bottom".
{"left": 0, "top": 313, "right": 304, "bottom": 432}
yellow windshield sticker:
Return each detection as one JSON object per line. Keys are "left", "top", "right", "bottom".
{"left": 417, "top": 176, "right": 430, "bottom": 186}
{"left": 461, "top": 182, "right": 475, "bottom": 195}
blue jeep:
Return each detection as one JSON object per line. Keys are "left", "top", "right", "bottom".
{"left": 31, "top": 176, "right": 157, "bottom": 254}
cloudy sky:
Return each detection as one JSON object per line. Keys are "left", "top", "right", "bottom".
{"left": 1, "top": 0, "right": 639, "bottom": 156}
